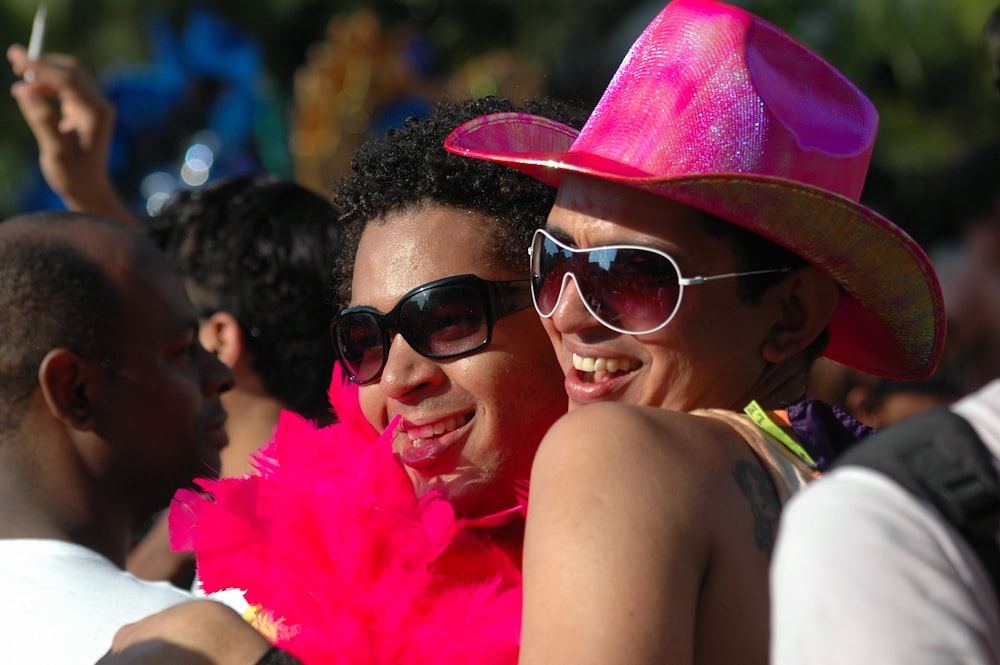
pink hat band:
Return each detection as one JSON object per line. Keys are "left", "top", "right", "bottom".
{"left": 446, "top": 0, "right": 945, "bottom": 381}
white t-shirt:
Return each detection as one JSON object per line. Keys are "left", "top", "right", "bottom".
{"left": 0, "top": 538, "right": 194, "bottom": 665}
{"left": 770, "top": 380, "right": 1000, "bottom": 664}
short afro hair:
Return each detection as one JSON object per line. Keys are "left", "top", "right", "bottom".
{"left": 331, "top": 96, "right": 589, "bottom": 311}
{"left": 0, "top": 220, "right": 118, "bottom": 432}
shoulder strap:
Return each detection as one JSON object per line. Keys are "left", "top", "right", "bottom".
{"left": 834, "top": 406, "right": 1000, "bottom": 602}
{"left": 691, "top": 408, "right": 818, "bottom": 504}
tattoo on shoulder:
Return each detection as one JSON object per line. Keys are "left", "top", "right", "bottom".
{"left": 731, "top": 460, "right": 781, "bottom": 557}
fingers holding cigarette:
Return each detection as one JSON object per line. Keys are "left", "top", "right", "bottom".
{"left": 23, "top": 4, "right": 47, "bottom": 82}
{"left": 9, "top": 44, "right": 98, "bottom": 93}
{"left": 8, "top": 4, "right": 135, "bottom": 225}
{"left": 7, "top": 40, "right": 118, "bottom": 211}
{"left": 8, "top": 43, "right": 115, "bottom": 144}
{"left": 9, "top": 4, "right": 112, "bottom": 136}
{"left": 7, "top": 43, "right": 114, "bottom": 133}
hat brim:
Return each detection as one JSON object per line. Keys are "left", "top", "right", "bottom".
{"left": 445, "top": 112, "right": 945, "bottom": 381}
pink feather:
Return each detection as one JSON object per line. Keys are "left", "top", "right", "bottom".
{"left": 169, "top": 364, "right": 524, "bottom": 664}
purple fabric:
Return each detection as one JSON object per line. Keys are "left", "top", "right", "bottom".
{"left": 786, "top": 398, "right": 876, "bottom": 472}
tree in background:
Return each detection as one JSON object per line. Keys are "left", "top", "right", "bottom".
{"left": 2, "top": 0, "right": 997, "bottom": 248}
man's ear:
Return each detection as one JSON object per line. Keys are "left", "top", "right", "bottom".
{"left": 844, "top": 384, "right": 880, "bottom": 426}
{"left": 760, "top": 266, "right": 840, "bottom": 364}
{"left": 38, "top": 349, "right": 96, "bottom": 431}
{"left": 199, "top": 311, "right": 246, "bottom": 370}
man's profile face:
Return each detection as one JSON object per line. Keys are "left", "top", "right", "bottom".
{"left": 84, "top": 235, "right": 233, "bottom": 520}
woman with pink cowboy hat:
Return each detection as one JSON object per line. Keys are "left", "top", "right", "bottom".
{"left": 445, "top": 0, "right": 945, "bottom": 662}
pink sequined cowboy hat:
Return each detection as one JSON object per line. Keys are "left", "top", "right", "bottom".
{"left": 445, "top": 0, "right": 945, "bottom": 381}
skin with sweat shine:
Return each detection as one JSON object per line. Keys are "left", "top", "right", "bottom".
{"left": 542, "top": 174, "right": 791, "bottom": 412}
{"left": 351, "top": 204, "right": 566, "bottom": 519}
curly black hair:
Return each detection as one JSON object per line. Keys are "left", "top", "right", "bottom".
{"left": 0, "top": 213, "right": 119, "bottom": 432}
{"left": 331, "top": 96, "right": 590, "bottom": 311}
{"left": 146, "top": 176, "right": 341, "bottom": 422}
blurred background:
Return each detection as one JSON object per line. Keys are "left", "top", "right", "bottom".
{"left": 0, "top": 0, "right": 997, "bottom": 252}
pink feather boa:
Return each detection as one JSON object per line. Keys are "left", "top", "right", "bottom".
{"left": 169, "top": 366, "right": 524, "bottom": 664}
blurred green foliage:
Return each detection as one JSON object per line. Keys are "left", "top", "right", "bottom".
{"left": 1, "top": 0, "right": 997, "bottom": 247}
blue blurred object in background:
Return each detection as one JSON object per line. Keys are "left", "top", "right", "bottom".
{"left": 20, "top": 7, "right": 278, "bottom": 218}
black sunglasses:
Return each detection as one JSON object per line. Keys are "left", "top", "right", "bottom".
{"left": 331, "top": 274, "right": 533, "bottom": 385}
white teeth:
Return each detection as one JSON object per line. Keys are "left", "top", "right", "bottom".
{"left": 399, "top": 415, "right": 465, "bottom": 442}
{"left": 572, "top": 353, "right": 637, "bottom": 374}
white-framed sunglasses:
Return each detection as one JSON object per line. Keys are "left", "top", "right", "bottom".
{"left": 529, "top": 228, "right": 791, "bottom": 335}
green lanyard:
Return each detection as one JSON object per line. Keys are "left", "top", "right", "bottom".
{"left": 743, "top": 400, "right": 817, "bottom": 468}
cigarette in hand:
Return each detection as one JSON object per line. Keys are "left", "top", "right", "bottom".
{"left": 24, "top": 4, "right": 47, "bottom": 83}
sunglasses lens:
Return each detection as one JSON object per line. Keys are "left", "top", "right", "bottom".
{"left": 582, "top": 247, "right": 680, "bottom": 332}
{"left": 532, "top": 232, "right": 682, "bottom": 333}
{"left": 400, "top": 283, "right": 490, "bottom": 356}
{"left": 531, "top": 232, "right": 570, "bottom": 316}
{"left": 332, "top": 311, "right": 385, "bottom": 384}
{"left": 334, "top": 278, "right": 507, "bottom": 384}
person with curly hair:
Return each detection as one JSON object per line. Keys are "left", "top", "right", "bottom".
{"left": 97, "top": 95, "right": 589, "bottom": 665}
{"left": 327, "top": 96, "right": 588, "bottom": 520}
{"left": 147, "top": 176, "right": 340, "bottom": 431}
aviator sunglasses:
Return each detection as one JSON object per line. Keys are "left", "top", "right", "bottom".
{"left": 530, "top": 228, "right": 791, "bottom": 335}
{"left": 331, "top": 274, "right": 533, "bottom": 385}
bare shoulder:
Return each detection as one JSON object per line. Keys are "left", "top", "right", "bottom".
{"left": 530, "top": 402, "right": 779, "bottom": 555}
{"left": 522, "top": 403, "right": 775, "bottom": 664}
{"left": 534, "top": 402, "right": 752, "bottom": 487}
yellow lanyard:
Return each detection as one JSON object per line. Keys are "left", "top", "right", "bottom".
{"left": 743, "top": 400, "right": 817, "bottom": 468}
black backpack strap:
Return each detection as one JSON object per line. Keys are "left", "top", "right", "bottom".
{"left": 834, "top": 406, "right": 1000, "bottom": 602}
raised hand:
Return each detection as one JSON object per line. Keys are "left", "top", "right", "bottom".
{"left": 8, "top": 44, "right": 138, "bottom": 227}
